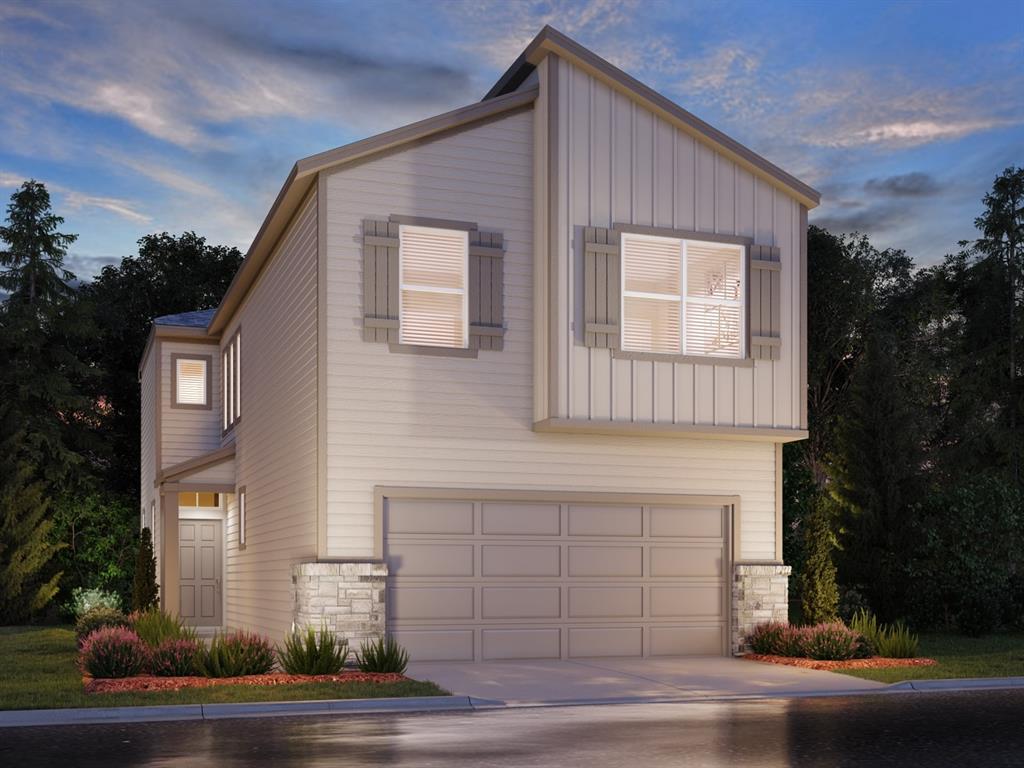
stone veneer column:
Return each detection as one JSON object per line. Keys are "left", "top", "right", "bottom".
{"left": 292, "top": 562, "right": 387, "bottom": 647}
{"left": 731, "top": 563, "right": 791, "bottom": 655}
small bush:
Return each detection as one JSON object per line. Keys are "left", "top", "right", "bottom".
{"left": 199, "top": 631, "right": 276, "bottom": 677}
{"left": 776, "top": 626, "right": 809, "bottom": 658}
{"left": 79, "top": 627, "right": 149, "bottom": 678}
{"left": 876, "top": 621, "right": 919, "bottom": 658}
{"left": 849, "top": 609, "right": 882, "bottom": 650}
{"left": 278, "top": 626, "right": 349, "bottom": 675}
{"left": 355, "top": 636, "right": 409, "bottom": 674}
{"left": 130, "top": 609, "right": 197, "bottom": 648}
{"left": 75, "top": 606, "right": 128, "bottom": 646}
{"left": 802, "top": 622, "right": 860, "bottom": 661}
{"left": 67, "top": 587, "right": 121, "bottom": 618}
{"left": 745, "top": 621, "right": 789, "bottom": 655}
{"left": 132, "top": 527, "right": 159, "bottom": 612}
{"left": 150, "top": 639, "right": 202, "bottom": 676}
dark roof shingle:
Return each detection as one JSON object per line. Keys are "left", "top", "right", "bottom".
{"left": 153, "top": 309, "right": 216, "bottom": 328}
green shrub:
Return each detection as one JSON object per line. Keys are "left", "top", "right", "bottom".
{"left": 150, "top": 639, "right": 202, "bottom": 676}
{"left": 74, "top": 606, "right": 128, "bottom": 645}
{"left": 802, "top": 622, "right": 859, "bottom": 661}
{"left": 745, "top": 622, "right": 789, "bottom": 655}
{"left": 355, "top": 636, "right": 409, "bottom": 674}
{"left": 67, "top": 586, "right": 121, "bottom": 618}
{"left": 278, "top": 626, "right": 349, "bottom": 675}
{"left": 132, "top": 527, "right": 159, "bottom": 612}
{"left": 130, "top": 609, "right": 197, "bottom": 648}
{"left": 849, "top": 609, "right": 882, "bottom": 650}
{"left": 79, "top": 627, "right": 149, "bottom": 678}
{"left": 199, "top": 631, "right": 276, "bottom": 677}
{"left": 798, "top": 496, "right": 840, "bottom": 625}
{"left": 876, "top": 621, "right": 919, "bottom": 658}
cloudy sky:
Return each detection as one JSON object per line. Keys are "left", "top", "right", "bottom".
{"left": 1, "top": 0, "right": 1021, "bottom": 279}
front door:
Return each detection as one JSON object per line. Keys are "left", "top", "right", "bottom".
{"left": 179, "top": 519, "right": 222, "bottom": 627}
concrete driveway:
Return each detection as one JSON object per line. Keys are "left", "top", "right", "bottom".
{"left": 407, "top": 656, "right": 883, "bottom": 706}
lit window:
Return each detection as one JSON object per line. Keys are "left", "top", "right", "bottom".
{"left": 173, "top": 356, "right": 209, "bottom": 407}
{"left": 399, "top": 225, "right": 468, "bottom": 348}
{"left": 238, "top": 488, "right": 247, "bottom": 549}
{"left": 177, "top": 492, "right": 221, "bottom": 508}
{"left": 222, "top": 329, "right": 241, "bottom": 431}
{"left": 621, "top": 234, "right": 744, "bottom": 358}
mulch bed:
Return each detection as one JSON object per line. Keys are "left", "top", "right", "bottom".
{"left": 743, "top": 654, "right": 938, "bottom": 671}
{"left": 84, "top": 671, "right": 408, "bottom": 694}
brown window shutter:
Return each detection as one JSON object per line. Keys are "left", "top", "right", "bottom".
{"left": 583, "top": 226, "right": 621, "bottom": 348}
{"left": 362, "top": 219, "right": 400, "bottom": 343}
{"left": 468, "top": 231, "right": 505, "bottom": 351}
{"left": 748, "top": 244, "right": 782, "bottom": 360}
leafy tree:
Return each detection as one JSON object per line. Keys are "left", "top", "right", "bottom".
{"left": 132, "top": 527, "right": 159, "bottom": 612}
{"left": 0, "top": 408, "right": 64, "bottom": 623}
{"left": 0, "top": 180, "right": 77, "bottom": 306}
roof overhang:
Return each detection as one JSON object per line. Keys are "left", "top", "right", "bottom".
{"left": 486, "top": 26, "right": 820, "bottom": 210}
{"left": 138, "top": 324, "right": 219, "bottom": 379}
{"left": 156, "top": 444, "right": 236, "bottom": 488}
{"left": 206, "top": 86, "right": 539, "bottom": 336}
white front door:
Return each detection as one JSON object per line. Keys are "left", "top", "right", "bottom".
{"left": 179, "top": 519, "right": 222, "bottom": 627}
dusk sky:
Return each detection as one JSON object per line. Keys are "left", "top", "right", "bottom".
{"left": 1, "top": 0, "right": 1021, "bottom": 280}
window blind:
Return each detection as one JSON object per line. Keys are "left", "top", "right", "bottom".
{"left": 175, "top": 358, "right": 207, "bottom": 405}
{"left": 399, "top": 225, "right": 468, "bottom": 348}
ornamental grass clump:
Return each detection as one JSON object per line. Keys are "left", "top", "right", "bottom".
{"left": 79, "top": 627, "right": 150, "bottom": 678}
{"left": 149, "top": 639, "right": 202, "bottom": 677}
{"left": 876, "top": 621, "right": 919, "bottom": 658}
{"left": 801, "top": 622, "right": 860, "bottom": 661}
{"left": 278, "top": 626, "right": 349, "bottom": 675}
{"left": 199, "top": 631, "right": 276, "bottom": 677}
{"left": 355, "top": 636, "right": 409, "bottom": 675}
{"left": 130, "top": 608, "right": 197, "bottom": 648}
{"left": 74, "top": 606, "right": 128, "bottom": 646}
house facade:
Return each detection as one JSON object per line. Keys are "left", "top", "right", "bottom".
{"left": 139, "top": 27, "right": 817, "bottom": 661}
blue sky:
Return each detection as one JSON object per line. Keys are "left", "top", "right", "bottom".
{"left": 1, "top": 0, "right": 1021, "bottom": 279}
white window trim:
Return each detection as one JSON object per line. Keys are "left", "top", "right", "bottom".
{"left": 222, "top": 329, "right": 241, "bottom": 433}
{"left": 620, "top": 233, "right": 746, "bottom": 359}
{"left": 398, "top": 224, "right": 469, "bottom": 349}
{"left": 238, "top": 487, "right": 246, "bottom": 550}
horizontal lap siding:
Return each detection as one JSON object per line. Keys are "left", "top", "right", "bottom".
{"left": 140, "top": 347, "right": 157, "bottom": 573}
{"left": 223, "top": 190, "right": 318, "bottom": 641}
{"left": 558, "top": 59, "right": 801, "bottom": 433}
{"left": 160, "top": 341, "right": 221, "bottom": 469}
{"left": 325, "top": 109, "right": 776, "bottom": 561}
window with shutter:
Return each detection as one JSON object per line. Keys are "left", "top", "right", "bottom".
{"left": 399, "top": 225, "right": 469, "bottom": 348}
{"left": 748, "top": 244, "right": 782, "bottom": 359}
{"left": 171, "top": 354, "right": 211, "bottom": 409}
{"left": 683, "top": 240, "right": 744, "bottom": 358}
{"left": 621, "top": 234, "right": 681, "bottom": 354}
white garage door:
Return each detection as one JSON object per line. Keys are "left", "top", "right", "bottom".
{"left": 384, "top": 491, "right": 732, "bottom": 661}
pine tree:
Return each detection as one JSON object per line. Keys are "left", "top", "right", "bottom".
{"left": 798, "top": 495, "right": 839, "bottom": 625}
{"left": 0, "top": 409, "right": 64, "bottom": 624}
{"left": 131, "top": 526, "right": 159, "bottom": 612}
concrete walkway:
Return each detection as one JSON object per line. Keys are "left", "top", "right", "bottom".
{"left": 407, "top": 656, "right": 883, "bottom": 705}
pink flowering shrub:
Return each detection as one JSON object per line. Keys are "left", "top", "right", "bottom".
{"left": 801, "top": 622, "right": 860, "bottom": 660}
{"left": 79, "top": 627, "right": 150, "bottom": 678}
{"left": 746, "top": 620, "right": 864, "bottom": 660}
{"left": 149, "top": 639, "right": 202, "bottom": 677}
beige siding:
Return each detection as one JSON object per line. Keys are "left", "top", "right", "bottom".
{"left": 324, "top": 109, "right": 778, "bottom": 562}
{"left": 554, "top": 58, "right": 803, "bottom": 431}
{"left": 221, "top": 189, "right": 319, "bottom": 640}
{"left": 139, "top": 344, "right": 158, "bottom": 574}
{"left": 160, "top": 341, "right": 221, "bottom": 469}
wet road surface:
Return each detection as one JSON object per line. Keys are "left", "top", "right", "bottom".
{"left": 2, "top": 689, "right": 1022, "bottom": 767}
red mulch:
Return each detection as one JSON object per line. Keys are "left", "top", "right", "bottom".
{"left": 84, "top": 671, "right": 408, "bottom": 694}
{"left": 743, "top": 654, "right": 938, "bottom": 671}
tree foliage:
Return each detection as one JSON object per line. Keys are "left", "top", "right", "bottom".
{"left": 132, "top": 527, "right": 159, "bottom": 612}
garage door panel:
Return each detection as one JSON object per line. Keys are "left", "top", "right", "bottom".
{"left": 569, "top": 546, "right": 643, "bottom": 577}
{"left": 649, "top": 546, "right": 723, "bottom": 578}
{"left": 388, "top": 543, "right": 474, "bottom": 577}
{"left": 569, "top": 627, "right": 643, "bottom": 657}
{"left": 568, "top": 505, "right": 642, "bottom": 537}
{"left": 387, "top": 500, "right": 474, "bottom": 535}
{"left": 568, "top": 587, "right": 642, "bottom": 618}
{"left": 393, "top": 630, "right": 474, "bottom": 661}
{"left": 482, "top": 503, "right": 560, "bottom": 535}
{"left": 483, "top": 628, "right": 560, "bottom": 660}
{"left": 650, "top": 586, "right": 723, "bottom": 618}
{"left": 482, "top": 545, "right": 560, "bottom": 577}
{"left": 482, "top": 587, "right": 561, "bottom": 619}
{"left": 649, "top": 506, "right": 724, "bottom": 538}
{"left": 388, "top": 587, "right": 474, "bottom": 620}
{"left": 649, "top": 625, "right": 723, "bottom": 656}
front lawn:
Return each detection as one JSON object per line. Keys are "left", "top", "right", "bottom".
{"left": 0, "top": 626, "right": 448, "bottom": 711}
{"left": 839, "top": 632, "right": 1024, "bottom": 684}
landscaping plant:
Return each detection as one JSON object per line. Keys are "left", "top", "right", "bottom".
{"left": 79, "top": 626, "right": 149, "bottom": 678}
{"left": 199, "top": 631, "right": 276, "bottom": 677}
{"left": 278, "top": 626, "right": 349, "bottom": 675}
{"left": 132, "top": 527, "right": 159, "bottom": 612}
{"left": 876, "top": 621, "right": 919, "bottom": 658}
{"left": 130, "top": 608, "right": 197, "bottom": 648}
{"left": 798, "top": 496, "right": 840, "bottom": 625}
{"left": 355, "top": 635, "right": 409, "bottom": 675}
{"left": 74, "top": 606, "right": 128, "bottom": 646}
{"left": 149, "top": 638, "right": 202, "bottom": 677}
{"left": 67, "top": 586, "right": 121, "bottom": 617}
{"left": 745, "top": 621, "right": 790, "bottom": 655}
{"left": 802, "top": 622, "right": 860, "bottom": 661}
{"left": 849, "top": 608, "right": 882, "bottom": 654}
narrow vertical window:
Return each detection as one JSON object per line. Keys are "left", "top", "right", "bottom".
{"left": 222, "top": 329, "right": 241, "bottom": 431}
{"left": 238, "top": 487, "right": 247, "bottom": 550}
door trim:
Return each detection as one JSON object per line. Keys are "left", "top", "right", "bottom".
{"left": 178, "top": 516, "right": 224, "bottom": 629}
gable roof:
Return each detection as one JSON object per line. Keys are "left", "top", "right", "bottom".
{"left": 486, "top": 26, "right": 820, "bottom": 210}
{"left": 154, "top": 309, "right": 217, "bottom": 328}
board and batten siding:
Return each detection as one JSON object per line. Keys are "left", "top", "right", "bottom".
{"left": 159, "top": 341, "right": 221, "bottom": 469}
{"left": 552, "top": 57, "right": 804, "bottom": 430}
{"left": 221, "top": 189, "right": 319, "bottom": 641}
{"left": 324, "top": 108, "right": 778, "bottom": 561}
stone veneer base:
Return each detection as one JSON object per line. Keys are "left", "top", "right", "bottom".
{"left": 292, "top": 562, "right": 387, "bottom": 647}
{"left": 732, "top": 563, "right": 791, "bottom": 655}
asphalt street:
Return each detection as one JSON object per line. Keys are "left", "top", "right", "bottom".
{"left": 2, "top": 689, "right": 1022, "bottom": 767}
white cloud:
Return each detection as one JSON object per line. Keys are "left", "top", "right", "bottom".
{"left": 57, "top": 189, "right": 151, "bottom": 224}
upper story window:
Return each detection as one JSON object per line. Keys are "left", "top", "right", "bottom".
{"left": 399, "top": 225, "right": 468, "bottom": 349}
{"left": 222, "top": 329, "right": 241, "bottom": 432}
{"left": 621, "top": 234, "right": 744, "bottom": 359}
{"left": 171, "top": 354, "right": 211, "bottom": 409}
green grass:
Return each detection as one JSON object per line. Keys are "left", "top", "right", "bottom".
{"left": 0, "top": 626, "right": 448, "bottom": 711}
{"left": 840, "top": 632, "right": 1024, "bottom": 683}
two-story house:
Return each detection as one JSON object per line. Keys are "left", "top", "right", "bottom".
{"left": 139, "top": 27, "right": 817, "bottom": 661}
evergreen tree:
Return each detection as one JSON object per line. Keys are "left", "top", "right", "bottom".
{"left": 131, "top": 527, "right": 159, "bottom": 612}
{"left": 798, "top": 496, "right": 840, "bottom": 625}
